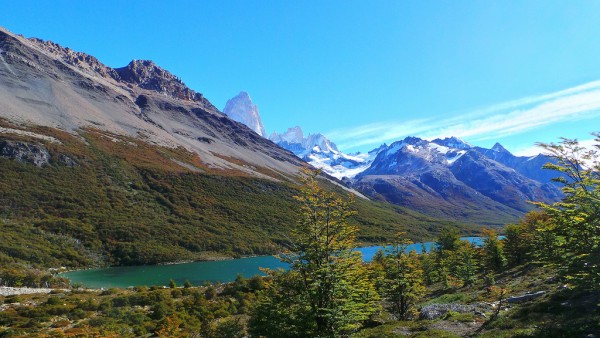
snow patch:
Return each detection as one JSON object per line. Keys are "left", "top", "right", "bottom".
{"left": 446, "top": 150, "right": 466, "bottom": 164}
{"left": 386, "top": 142, "right": 405, "bottom": 155}
{"left": 428, "top": 143, "right": 451, "bottom": 154}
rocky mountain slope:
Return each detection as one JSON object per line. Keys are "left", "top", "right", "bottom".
{"left": 353, "top": 136, "right": 562, "bottom": 225}
{"left": 0, "top": 26, "right": 303, "bottom": 180}
{"left": 474, "top": 142, "right": 558, "bottom": 184}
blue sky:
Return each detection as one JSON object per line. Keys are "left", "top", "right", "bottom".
{"left": 2, "top": 1, "right": 600, "bottom": 154}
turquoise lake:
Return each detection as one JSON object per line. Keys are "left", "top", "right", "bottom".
{"left": 61, "top": 237, "right": 485, "bottom": 288}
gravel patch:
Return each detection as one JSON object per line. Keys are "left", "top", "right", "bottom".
{"left": 0, "top": 286, "right": 68, "bottom": 296}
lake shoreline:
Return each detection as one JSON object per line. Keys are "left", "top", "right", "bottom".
{"left": 55, "top": 241, "right": 386, "bottom": 276}
{"left": 59, "top": 237, "right": 493, "bottom": 289}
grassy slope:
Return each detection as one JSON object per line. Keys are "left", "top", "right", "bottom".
{"left": 355, "top": 264, "right": 599, "bottom": 337}
{"left": 0, "top": 122, "right": 478, "bottom": 270}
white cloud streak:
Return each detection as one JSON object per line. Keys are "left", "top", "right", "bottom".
{"left": 513, "top": 138, "right": 598, "bottom": 170}
{"left": 328, "top": 81, "right": 600, "bottom": 151}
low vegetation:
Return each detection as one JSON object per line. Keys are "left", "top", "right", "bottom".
{"left": 0, "top": 276, "right": 264, "bottom": 337}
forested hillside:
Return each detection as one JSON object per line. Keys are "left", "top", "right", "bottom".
{"left": 0, "top": 119, "right": 474, "bottom": 273}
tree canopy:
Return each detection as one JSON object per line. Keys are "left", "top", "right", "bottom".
{"left": 249, "top": 170, "right": 379, "bottom": 337}
{"left": 535, "top": 133, "right": 600, "bottom": 289}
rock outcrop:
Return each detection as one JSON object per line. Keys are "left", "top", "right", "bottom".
{"left": 0, "top": 140, "right": 50, "bottom": 167}
{"left": 506, "top": 291, "right": 546, "bottom": 304}
{"left": 115, "top": 60, "right": 215, "bottom": 108}
{"left": 419, "top": 303, "right": 493, "bottom": 320}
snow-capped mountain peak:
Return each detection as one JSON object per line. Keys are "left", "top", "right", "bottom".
{"left": 305, "top": 133, "right": 339, "bottom": 153}
{"left": 432, "top": 136, "right": 472, "bottom": 150}
{"left": 223, "top": 91, "right": 267, "bottom": 137}
{"left": 361, "top": 136, "right": 473, "bottom": 177}
{"left": 369, "top": 143, "right": 388, "bottom": 155}
{"left": 270, "top": 127, "right": 374, "bottom": 179}
{"left": 491, "top": 142, "right": 509, "bottom": 153}
{"left": 270, "top": 126, "right": 304, "bottom": 144}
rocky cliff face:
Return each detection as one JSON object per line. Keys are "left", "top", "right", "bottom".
{"left": 27, "top": 37, "right": 119, "bottom": 80}
{"left": 222, "top": 92, "right": 267, "bottom": 137}
{"left": 0, "top": 140, "right": 50, "bottom": 167}
{"left": 114, "top": 60, "right": 216, "bottom": 108}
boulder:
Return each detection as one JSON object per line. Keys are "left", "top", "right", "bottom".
{"left": 506, "top": 291, "right": 546, "bottom": 304}
{"left": 0, "top": 140, "right": 50, "bottom": 166}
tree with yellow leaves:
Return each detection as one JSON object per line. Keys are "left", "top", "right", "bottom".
{"left": 249, "top": 169, "right": 379, "bottom": 337}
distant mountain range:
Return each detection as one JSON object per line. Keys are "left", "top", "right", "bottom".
{"left": 269, "top": 126, "right": 377, "bottom": 179}
{"left": 352, "top": 136, "right": 561, "bottom": 225}
{"left": 224, "top": 93, "right": 562, "bottom": 225}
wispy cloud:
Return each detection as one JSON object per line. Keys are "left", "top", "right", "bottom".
{"left": 328, "top": 81, "right": 600, "bottom": 151}
{"left": 513, "top": 138, "right": 598, "bottom": 171}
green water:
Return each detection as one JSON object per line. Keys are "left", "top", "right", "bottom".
{"left": 61, "top": 237, "right": 485, "bottom": 288}
{"left": 61, "top": 256, "right": 288, "bottom": 289}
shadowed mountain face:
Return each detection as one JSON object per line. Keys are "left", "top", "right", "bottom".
{"left": 474, "top": 143, "right": 560, "bottom": 184}
{"left": 352, "top": 137, "right": 562, "bottom": 225}
{"left": 0, "top": 27, "right": 303, "bottom": 180}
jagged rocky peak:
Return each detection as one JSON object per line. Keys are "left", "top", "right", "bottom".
{"left": 306, "top": 133, "right": 339, "bottom": 153}
{"left": 371, "top": 136, "right": 472, "bottom": 172}
{"left": 369, "top": 143, "right": 388, "bottom": 155}
{"left": 27, "top": 37, "right": 118, "bottom": 80}
{"left": 432, "top": 136, "right": 472, "bottom": 150}
{"left": 223, "top": 91, "right": 267, "bottom": 137}
{"left": 270, "top": 126, "right": 338, "bottom": 153}
{"left": 114, "top": 60, "right": 208, "bottom": 103}
{"left": 491, "top": 142, "right": 509, "bottom": 153}
{"left": 270, "top": 126, "right": 303, "bottom": 144}
{"left": 12, "top": 28, "right": 215, "bottom": 107}
{"left": 401, "top": 136, "right": 427, "bottom": 146}
{"left": 384, "top": 136, "right": 426, "bottom": 154}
